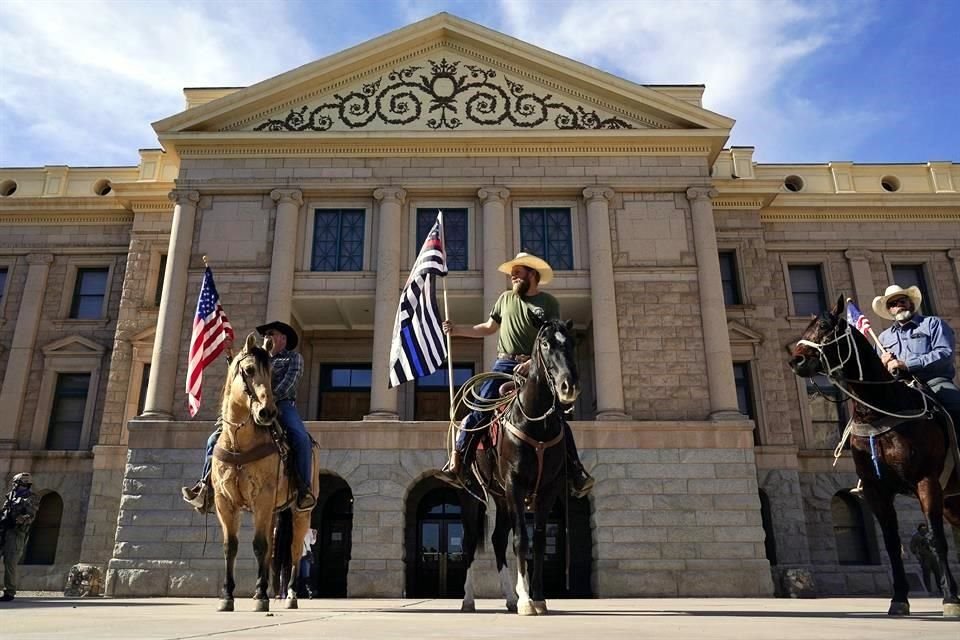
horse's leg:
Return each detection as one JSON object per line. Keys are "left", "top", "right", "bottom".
{"left": 862, "top": 485, "right": 910, "bottom": 615}
{"left": 510, "top": 487, "right": 534, "bottom": 616}
{"left": 917, "top": 477, "right": 960, "bottom": 616}
{"left": 285, "top": 509, "right": 311, "bottom": 610}
{"left": 530, "top": 487, "right": 560, "bottom": 616}
{"left": 493, "top": 498, "right": 517, "bottom": 612}
{"left": 457, "top": 497, "right": 480, "bottom": 613}
{"left": 251, "top": 503, "right": 274, "bottom": 612}
{"left": 215, "top": 501, "right": 240, "bottom": 612}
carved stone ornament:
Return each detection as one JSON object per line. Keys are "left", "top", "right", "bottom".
{"left": 255, "top": 58, "right": 634, "bottom": 132}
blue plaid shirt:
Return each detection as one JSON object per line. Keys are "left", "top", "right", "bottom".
{"left": 877, "top": 314, "right": 956, "bottom": 382}
{"left": 271, "top": 349, "right": 303, "bottom": 402}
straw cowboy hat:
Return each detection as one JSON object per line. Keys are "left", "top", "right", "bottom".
{"left": 256, "top": 320, "right": 299, "bottom": 350}
{"left": 872, "top": 284, "right": 923, "bottom": 321}
{"left": 498, "top": 252, "right": 554, "bottom": 285}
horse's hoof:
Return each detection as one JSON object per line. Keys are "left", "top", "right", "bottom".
{"left": 217, "top": 599, "right": 234, "bottom": 612}
{"left": 944, "top": 603, "right": 960, "bottom": 617}
{"left": 285, "top": 598, "right": 298, "bottom": 610}
{"left": 887, "top": 601, "right": 910, "bottom": 616}
{"left": 460, "top": 602, "right": 476, "bottom": 613}
{"left": 254, "top": 599, "right": 270, "bottom": 613}
{"left": 517, "top": 600, "right": 536, "bottom": 616}
{"left": 506, "top": 601, "right": 518, "bottom": 613}
{"left": 533, "top": 600, "right": 548, "bottom": 615}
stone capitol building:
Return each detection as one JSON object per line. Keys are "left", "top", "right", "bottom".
{"left": 1, "top": 14, "right": 958, "bottom": 599}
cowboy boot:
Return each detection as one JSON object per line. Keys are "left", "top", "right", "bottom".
{"left": 181, "top": 475, "right": 214, "bottom": 513}
{"left": 440, "top": 449, "right": 465, "bottom": 488}
{"left": 568, "top": 461, "right": 595, "bottom": 499}
{"left": 296, "top": 482, "right": 316, "bottom": 512}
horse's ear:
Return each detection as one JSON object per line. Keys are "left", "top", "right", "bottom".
{"left": 831, "top": 295, "right": 845, "bottom": 317}
{"left": 565, "top": 319, "right": 574, "bottom": 331}
{"left": 245, "top": 332, "right": 258, "bottom": 352}
{"left": 263, "top": 335, "right": 274, "bottom": 353}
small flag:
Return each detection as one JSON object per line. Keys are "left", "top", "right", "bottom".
{"left": 187, "top": 266, "right": 235, "bottom": 416}
{"left": 846, "top": 300, "right": 872, "bottom": 337}
{"left": 388, "top": 211, "right": 448, "bottom": 387}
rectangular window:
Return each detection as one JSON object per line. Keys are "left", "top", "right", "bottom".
{"left": 137, "top": 363, "right": 151, "bottom": 416}
{"left": 311, "top": 209, "right": 365, "bottom": 271}
{"left": 416, "top": 208, "right": 468, "bottom": 271}
{"left": 806, "top": 374, "right": 849, "bottom": 450}
{"left": 415, "top": 363, "right": 475, "bottom": 420}
{"left": 69, "top": 267, "right": 109, "bottom": 319}
{"left": 719, "top": 251, "right": 742, "bottom": 305}
{"left": 154, "top": 255, "right": 167, "bottom": 307}
{"left": 519, "top": 208, "right": 573, "bottom": 270}
{"left": 46, "top": 373, "right": 91, "bottom": 450}
{"left": 789, "top": 265, "right": 826, "bottom": 316}
{"left": 733, "top": 362, "right": 759, "bottom": 445}
{"left": 0, "top": 266, "right": 7, "bottom": 306}
{"left": 318, "top": 364, "right": 372, "bottom": 420}
{"left": 891, "top": 264, "right": 932, "bottom": 314}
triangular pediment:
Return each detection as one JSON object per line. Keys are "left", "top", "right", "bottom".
{"left": 42, "top": 335, "right": 107, "bottom": 356}
{"left": 154, "top": 13, "right": 733, "bottom": 144}
{"left": 728, "top": 321, "right": 763, "bottom": 345}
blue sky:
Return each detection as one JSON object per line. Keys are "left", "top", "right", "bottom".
{"left": 1, "top": 0, "right": 957, "bottom": 168}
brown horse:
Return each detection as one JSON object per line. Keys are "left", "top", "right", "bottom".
{"left": 789, "top": 296, "right": 960, "bottom": 616}
{"left": 211, "top": 332, "right": 318, "bottom": 612}
{"left": 458, "top": 319, "right": 581, "bottom": 615}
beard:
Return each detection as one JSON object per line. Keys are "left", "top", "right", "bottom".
{"left": 894, "top": 308, "right": 914, "bottom": 322}
{"left": 512, "top": 279, "right": 530, "bottom": 296}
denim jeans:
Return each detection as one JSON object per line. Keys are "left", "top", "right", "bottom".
{"left": 201, "top": 400, "right": 312, "bottom": 486}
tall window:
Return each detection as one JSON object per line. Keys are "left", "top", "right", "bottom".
{"left": 154, "top": 254, "right": 167, "bottom": 307}
{"left": 788, "top": 265, "right": 826, "bottom": 316}
{"left": 0, "top": 266, "right": 8, "bottom": 306}
{"left": 318, "top": 364, "right": 371, "bottom": 420}
{"left": 832, "top": 491, "right": 876, "bottom": 565}
{"left": 519, "top": 208, "right": 573, "bottom": 270}
{"left": 312, "top": 209, "right": 365, "bottom": 271}
{"left": 417, "top": 208, "right": 468, "bottom": 271}
{"left": 46, "top": 373, "right": 91, "bottom": 450}
{"left": 70, "top": 267, "right": 109, "bottom": 319}
{"left": 415, "top": 364, "right": 475, "bottom": 420}
{"left": 719, "top": 251, "right": 742, "bottom": 305}
{"left": 891, "top": 264, "right": 932, "bottom": 314}
{"left": 137, "top": 363, "right": 152, "bottom": 416}
{"left": 23, "top": 492, "right": 63, "bottom": 565}
{"left": 806, "top": 374, "right": 849, "bottom": 449}
{"left": 733, "top": 362, "right": 759, "bottom": 445}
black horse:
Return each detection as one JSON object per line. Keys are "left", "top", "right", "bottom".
{"left": 789, "top": 295, "right": 960, "bottom": 617}
{"left": 456, "top": 319, "right": 581, "bottom": 615}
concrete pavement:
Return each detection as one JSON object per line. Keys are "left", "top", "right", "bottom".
{"left": 0, "top": 596, "right": 957, "bottom": 639}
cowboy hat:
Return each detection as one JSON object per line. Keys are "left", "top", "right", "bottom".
{"left": 498, "top": 252, "right": 554, "bottom": 285}
{"left": 872, "top": 284, "right": 922, "bottom": 321}
{"left": 256, "top": 320, "right": 299, "bottom": 350}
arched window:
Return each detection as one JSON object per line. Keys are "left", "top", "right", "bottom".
{"left": 23, "top": 492, "right": 63, "bottom": 565}
{"left": 831, "top": 491, "right": 875, "bottom": 565}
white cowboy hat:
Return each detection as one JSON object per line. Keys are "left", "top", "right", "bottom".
{"left": 872, "top": 284, "right": 922, "bottom": 321}
{"left": 498, "top": 252, "right": 554, "bottom": 285}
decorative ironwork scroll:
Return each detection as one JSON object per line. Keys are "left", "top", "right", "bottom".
{"left": 255, "top": 58, "right": 633, "bottom": 131}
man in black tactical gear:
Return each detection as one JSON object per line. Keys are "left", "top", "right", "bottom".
{"left": 1, "top": 473, "right": 38, "bottom": 602}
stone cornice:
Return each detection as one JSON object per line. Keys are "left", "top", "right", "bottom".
{"left": 0, "top": 211, "right": 135, "bottom": 226}
{"left": 713, "top": 197, "right": 768, "bottom": 210}
{"left": 760, "top": 208, "right": 960, "bottom": 222}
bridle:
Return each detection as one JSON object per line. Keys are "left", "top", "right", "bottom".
{"left": 223, "top": 352, "right": 272, "bottom": 429}
{"left": 513, "top": 324, "right": 574, "bottom": 423}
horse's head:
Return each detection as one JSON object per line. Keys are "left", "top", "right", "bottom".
{"left": 533, "top": 319, "right": 581, "bottom": 405}
{"left": 788, "top": 295, "right": 849, "bottom": 378}
{"left": 225, "top": 332, "right": 278, "bottom": 427}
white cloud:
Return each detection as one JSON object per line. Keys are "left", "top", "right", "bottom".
{"left": 494, "top": 0, "right": 883, "bottom": 161}
{"left": 0, "top": 0, "right": 315, "bottom": 166}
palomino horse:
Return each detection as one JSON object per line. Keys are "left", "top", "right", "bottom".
{"left": 789, "top": 296, "right": 960, "bottom": 616}
{"left": 211, "top": 332, "right": 318, "bottom": 612}
{"left": 458, "top": 319, "right": 581, "bottom": 615}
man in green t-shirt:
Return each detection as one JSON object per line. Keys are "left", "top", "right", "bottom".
{"left": 440, "top": 252, "right": 594, "bottom": 497}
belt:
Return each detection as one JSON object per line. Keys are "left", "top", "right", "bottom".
{"left": 497, "top": 353, "right": 530, "bottom": 363}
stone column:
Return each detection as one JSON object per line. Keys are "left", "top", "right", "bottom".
{"left": 141, "top": 190, "right": 199, "bottom": 419}
{"left": 687, "top": 187, "right": 741, "bottom": 419}
{"left": 583, "top": 187, "right": 627, "bottom": 419}
{"left": 948, "top": 249, "right": 960, "bottom": 294}
{"left": 267, "top": 189, "right": 303, "bottom": 323}
{"left": 844, "top": 249, "right": 880, "bottom": 327}
{"left": 365, "top": 187, "right": 406, "bottom": 420}
{"left": 478, "top": 187, "right": 510, "bottom": 366}
{"left": 0, "top": 253, "right": 53, "bottom": 446}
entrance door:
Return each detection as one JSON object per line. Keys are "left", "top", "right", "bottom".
{"left": 316, "top": 487, "right": 353, "bottom": 597}
{"left": 414, "top": 488, "right": 465, "bottom": 597}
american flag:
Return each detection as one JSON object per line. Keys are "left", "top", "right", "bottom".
{"left": 846, "top": 300, "right": 872, "bottom": 337}
{"left": 187, "top": 266, "right": 235, "bottom": 417}
{"left": 388, "top": 211, "right": 448, "bottom": 387}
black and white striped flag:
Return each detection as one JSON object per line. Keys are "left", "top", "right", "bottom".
{"left": 388, "top": 211, "right": 449, "bottom": 387}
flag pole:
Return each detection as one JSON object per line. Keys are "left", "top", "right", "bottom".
{"left": 846, "top": 297, "right": 887, "bottom": 355}
{"left": 438, "top": 211, "right": 455, "bottom": 419}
